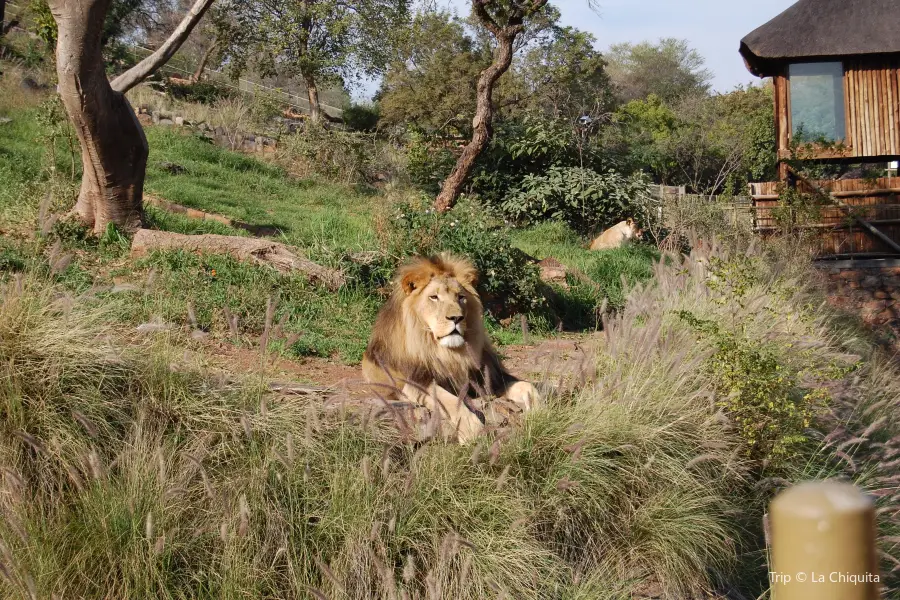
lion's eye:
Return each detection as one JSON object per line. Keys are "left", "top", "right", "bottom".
{"left": 429, "top": 295, "right": 439, "bottom": 301}
{"left": 458, "top": 294, "right": 466, "bottom": 303}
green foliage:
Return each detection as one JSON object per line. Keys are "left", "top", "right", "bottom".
{"left": 672, "top": 254, "right": 831, "bottom": 469}
{"left": 29, "top": 0, "right": 142, "bottom": 51}
{"left": 405, "top": 133, "right": 457, "bottom": 194}
{"left": 502, "top": 166, "right": 650, "bottom": 235}
{"left": 677, "top": 309, "right": 820, "bottom": 468}
{"left": 379, "top": 197, "right": 546, "bottom": 316}
{"left": 342, "top": 102, "right": 380, "bottom": 132}
{"left": 218, "top": 0, "right": 411, "bottom": 105}
{"left": 606, "top": 38, "right": 712, "bottom": 104}
{"left": 165, "top": 80, "right": 234, "bottom": 105}
{"left": 28, "top": 0, "right": 57, "bottom": 47}
{"left": 469, "top": 117, "right": 602, "bottom": 206}
{"left": 513, "top": 25, "right": 614, "bottom": 120}
{"left": 377, "top": 10, "right": 484, "bottom": 136}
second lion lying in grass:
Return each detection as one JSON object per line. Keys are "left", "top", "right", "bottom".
{"left": 362, "top": 253, "right": 540, "bottom": 443}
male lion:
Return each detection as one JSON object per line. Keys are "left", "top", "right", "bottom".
{"left": 362, "top": 253, "right": 540, "bottom": 443}
{"left": 589, "top": 218, "right": 643, "bottom": 251}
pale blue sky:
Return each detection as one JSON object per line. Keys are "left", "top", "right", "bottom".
{"left": 355, "top": 0, "right": 798, "bottom": 100}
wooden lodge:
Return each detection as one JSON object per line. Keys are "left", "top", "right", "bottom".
{"left": 740, "top": 0, "right": 900, "bottom": 257}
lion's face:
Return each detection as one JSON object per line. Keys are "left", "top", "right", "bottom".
{"left": 415, "top": 276, "right": 471, "bottom": 348}
{"left": 395, "top": 254, "right": 482, "bottom": 352}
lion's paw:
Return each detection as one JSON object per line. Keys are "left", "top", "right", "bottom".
{"left": 505, "top": 381, "right": 540, "bottom": 412}
{"left": 456, "top": 410, "right": 485, "bottom": 444}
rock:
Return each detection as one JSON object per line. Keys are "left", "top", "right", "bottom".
{"left": 175, "top": 116, "right": 185, "bottom": 126}
{"left": 137, "top": 113, "right": 153, "bottom": 127}
{"left": 862, "top": 275, "right": 881, "bottom": 288}
{"left": 875, "top": 290, "right": 890, "bottom": 299}
{"left": 157, "top": 118, "right": 174, "bottom": 126}
{"left": 0, "top": 117, "right": 11, "bottom": 126}
{"left": 538, "top": 257, "right": 569, "bottom": 288}
{"left": 214, "top": 126, "right": 225, "bottom": 136}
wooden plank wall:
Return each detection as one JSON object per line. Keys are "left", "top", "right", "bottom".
{"left": 844, "top": 58, "right": 900, "bottom": 158}
{"left": 750, "top": 177, "right": 900, "bottom": 256}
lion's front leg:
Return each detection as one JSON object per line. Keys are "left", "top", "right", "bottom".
{"left": 502, "top": 380, "right": 541, "bottom": 412}
{"left": 400, "top": 383, "right": 484, "bottom": 443}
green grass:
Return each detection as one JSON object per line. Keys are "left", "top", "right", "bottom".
{"left": 114, "top": 250, "right": 381, "bottom": 362}
{"left": 512, "top": 220, "right": 659, "bottom": 327}
{"left": 0, "top": 272, "right": 754, "bottom": 599}
{"left": 144, "top": 128, "right": 379, "bottom": 251}
{"left": 0, "top": 98, "right": 660, "bottom": 363}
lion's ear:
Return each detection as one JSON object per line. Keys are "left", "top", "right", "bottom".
{"left": 400, "top": 269, "right": 429, "bottom": 295}
{"left": 459, "top": 266, "right": 478, "bottom": 287}
{"left": 626, "top": 218, "right": 633, "bottom": 225}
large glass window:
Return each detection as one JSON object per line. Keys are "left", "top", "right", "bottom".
{"left": 789, "top": 62, "right": 846, "bottom": 142}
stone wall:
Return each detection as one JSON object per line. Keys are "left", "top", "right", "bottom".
{"left": 820, "top": 259, "right": 900, "bottom": 338}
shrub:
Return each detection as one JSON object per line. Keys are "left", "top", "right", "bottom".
{"left": 405, "top": 132, "right": 457, "bottom": 194}
{"left": 342, "top": 102, "right": 381, "bottom": 132}
{"left": 376, "top": 196, "right": 546, "bottom": 317}
{"left": 165, "top": 79, "right": 234, "bottom": 105}
{"left": 470, "top": 118, "right": 599, "bottom": 206}
{"left": 676, "top": 309, "right": 821, "bottom": 467}
{"left": 277, "top": 123, "right": 388, "bottom": 185}
{"left": 501, "top": 166, "right": 651, "bottom": 235}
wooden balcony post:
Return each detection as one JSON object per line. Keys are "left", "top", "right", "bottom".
{"left": 769, "top": 480, "right": 880, "bottom": 600}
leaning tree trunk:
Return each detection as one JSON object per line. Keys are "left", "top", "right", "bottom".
{"left": 303, "top": 73, "right": 322, "bottom": 123}
{"left": 49, "top": 0, "right": 148, "bottom": 233}
{"left": 433, "top": 32, "right": 516, "bottom": 213}
{"left": 190, "top": 37, "right": 218, "bottom": 82}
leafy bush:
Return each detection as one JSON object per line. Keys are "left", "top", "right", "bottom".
{"left": 165, "top": 80, "right": 234, "bottom": 105}
{"left": 342, "top": 102, "right": 381, "bottom": 132}
{"left": 677, "top": 310, "right": 821, "bottom": 467}
{"left": 501, "top": 166, "right": 650, "bottom": 235}
{"left": 377, "top": 196, "right": 546, "bottom": 316}
{"left": 470, "top": 117, "right": 599, "bottom": 206}
{"left": 278, "top": 123, "right": 378, "bottom": 184}
{"left": 405, "top": 132, "right": 457, "bottom": 194}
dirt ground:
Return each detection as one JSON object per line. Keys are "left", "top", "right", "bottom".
{"left": 201, "top": 332, "right": 605, "bottom": 397}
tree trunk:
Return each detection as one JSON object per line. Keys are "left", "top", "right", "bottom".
{"left": 48, "top": 0, "right": 215, "bottom": 234}
{"left": 49, "top": 0, "right": 148, "bottom": 233}
{"left": 131, "top": 230, "right": 346, "bottom": 290}
{"left": 434, "top": 33, "right": 516, "bottom": 212}
{"left": 304, "top": 73, "right": 322, "bottom": 123}
{"left": 190, "top": 37, "right": 218, "bottom": 82}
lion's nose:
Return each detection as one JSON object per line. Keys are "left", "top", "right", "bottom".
{"left": 447, "top": 315, "right": 464, "bottom": 325}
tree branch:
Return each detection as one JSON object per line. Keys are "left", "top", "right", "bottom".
{"left": 111, "top": 0, "right": 216, "bottom": 94}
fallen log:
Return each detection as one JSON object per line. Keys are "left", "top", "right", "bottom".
{"left": 131, "top": 229, "right": 346, "bottom": 290}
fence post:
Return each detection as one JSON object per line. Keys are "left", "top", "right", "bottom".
{"left": 768, "top": 480, "right": 880, "bottom": 600}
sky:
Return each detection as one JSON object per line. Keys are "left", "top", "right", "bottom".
{"left": 355, "top": 0, "right": 798, "bottom": 100}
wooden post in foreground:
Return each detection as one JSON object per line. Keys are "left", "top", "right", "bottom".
{"left": 769, "top": 480, "right": 880, "bottom": 600}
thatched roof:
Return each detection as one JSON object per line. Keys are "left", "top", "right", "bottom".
{"left": 740, "top": 0, "right": 900, "bottom": 77}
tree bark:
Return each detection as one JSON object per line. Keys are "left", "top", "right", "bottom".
{"left": 304, "top": 72, "right": 322, "bottom": 123}
{"left": 190, "top": 37, "right": 218, "bottom": 83}
{"left": 433, "top": 33, "right": 515, "bottom": 212}
{"left": 110, "top": 0, "right": 215, "bottom": 94}
{"left": 433, "top": 0, "right": 547, "bottom": 213}
{"left": 48, "top": 0, "right": 215, "bottom": 234}
{"left": 131, "top": 230, "right": 346, "bottom": 290}
{"left": 49, "top": 0, "right": 149, "bottom": 233}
